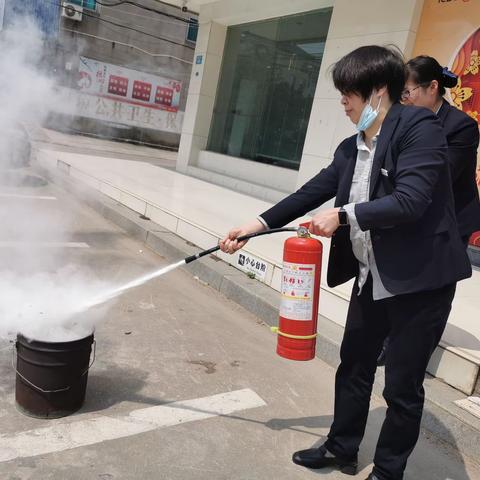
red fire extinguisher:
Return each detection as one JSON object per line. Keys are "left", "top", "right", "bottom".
{"left": 271, "top": 223, "right": 322, "bottom": 361}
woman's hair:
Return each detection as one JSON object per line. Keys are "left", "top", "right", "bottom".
{"left": 406, "top": 55, "right": 458, "bottom": 96}
{"left": 332, "top": 45, "right": 406, "bottom": 102}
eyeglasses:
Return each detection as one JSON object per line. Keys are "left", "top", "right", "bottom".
{"left": 401, "top": 82, "right": 430, "bottom": 101}
{"left": 401, "top": 85, "right": 422, "bottom": 101}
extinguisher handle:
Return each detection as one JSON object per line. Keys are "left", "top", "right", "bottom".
{"left": 300, "top": 221, "right": 311, "bottom": 229}
{"left": 184, "top": 227, "right": 300, "bottom": 264}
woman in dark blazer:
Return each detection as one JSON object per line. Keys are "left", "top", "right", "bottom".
{"left": 376, "top": 56, "right": 480, "bottom": 367}
{"left": 220, "top": 46, "right": 471, "bottom": 480}
{"left": 403, "top": 55, "right": 480, "bottom": 245}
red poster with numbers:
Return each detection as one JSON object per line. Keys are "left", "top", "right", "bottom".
{"left": 107, "top": 75, "right": 128, "bottom": 97}
{"left": 132, "top": 80, "right": 152, "bottom": 102}
{"left": 78, "top": 56, "right": 182, "bottom": 112}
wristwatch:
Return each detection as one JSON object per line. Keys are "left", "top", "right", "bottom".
{"left": 338, "top": 207, "right": 348, "bottom": 226}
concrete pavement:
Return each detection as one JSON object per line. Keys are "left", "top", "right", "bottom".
{"left": 30, "top": 129, "right": 480, "bottom": 459}
{"left": 33, "top": 129, "right": 480, "bottom": 400}
{"left": 0, "top": 165, "right": 479, "bottom": 479}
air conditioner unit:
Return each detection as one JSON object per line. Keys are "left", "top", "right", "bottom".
{"left": 61, "top": 2, "right": 83, "bottom": 21}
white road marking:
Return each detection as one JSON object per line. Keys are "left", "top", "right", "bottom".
{"left": 0, "top": 388, "right": 266, "bottom": 463}
{"left": 0, "top": 242, "right": 89, "bottom": 248}
{"left": 0, "top": 193, "right": 57, "bottom": 200}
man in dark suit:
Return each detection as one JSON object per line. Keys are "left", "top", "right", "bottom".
{"left": 220, "top": 45, "right": 472, "bottom": 480}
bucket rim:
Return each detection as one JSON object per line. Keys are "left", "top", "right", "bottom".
{"left": 17, "top": 332, "right": 95, "bottom": 348}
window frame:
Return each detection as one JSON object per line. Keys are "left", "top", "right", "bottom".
{"left": 186, "top": 17, "right": 198, "bottom": 44}
{"left": 68, "top": 0, "right": 97, "bottom": 11}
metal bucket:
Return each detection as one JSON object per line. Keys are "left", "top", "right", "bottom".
{"left": 14, "top": 333, "right": 95, "bottom": 419}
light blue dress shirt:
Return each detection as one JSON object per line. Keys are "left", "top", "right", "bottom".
{"left": 344, "top": 132, "right": 393, "bottom": 300}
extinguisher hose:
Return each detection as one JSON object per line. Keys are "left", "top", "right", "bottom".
{"left": 183, "top": 225, "right": 319, "bottom": 343}
{"left": 184, "top": 227, "right": 301, "bottom": 264}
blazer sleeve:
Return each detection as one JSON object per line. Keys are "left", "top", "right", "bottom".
{"left": 446, "top": 116, "right": 479, "bottom": 183}
{"left": 355, "top": 111, "right": 448, "bottom": 230}
{"left": 259, "top": 142, "right": 346, "bottom": 228}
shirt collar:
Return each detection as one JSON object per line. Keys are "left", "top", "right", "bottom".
{"left": 356, "top": 129, "right": 381, "bottom": 152}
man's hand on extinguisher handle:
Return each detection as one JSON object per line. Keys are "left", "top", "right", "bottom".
{"left": 309, "top": 207, "right": 341, "bottom": 238}
{"left": 220, "top": 219, "right": 267, "bottom": 254}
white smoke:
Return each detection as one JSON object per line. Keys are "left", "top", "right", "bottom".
{"left": 0, "top": 18, "right": 112, "bottom": 342}
{"left": 0, "top": 266, "right": 110, "bottom": 342}
{"left": 0, "top": 18, "right": 55, "bottom": 158}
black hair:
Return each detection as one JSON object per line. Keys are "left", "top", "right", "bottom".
{"left": 406, "top": 55, "right": 458, "bottom": 97}
{"left": 332, "top": 45, "right": 406, "bottom": 102}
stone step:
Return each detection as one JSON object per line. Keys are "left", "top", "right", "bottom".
{"left": 186, "top": 165, "right": 289, "bottom": 203}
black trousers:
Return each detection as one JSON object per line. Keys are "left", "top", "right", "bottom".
{"left": 324, "top": 275, "right": 456, "bottom": 480}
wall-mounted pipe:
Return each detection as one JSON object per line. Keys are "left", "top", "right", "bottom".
{"left": 61, "top": 28, "right": 194, "bottom": 65}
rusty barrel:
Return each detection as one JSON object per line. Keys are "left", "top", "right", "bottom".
{"left": 15, "top": 333, "right": 94, "bottom": 419}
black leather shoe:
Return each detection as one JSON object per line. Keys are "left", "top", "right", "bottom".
{"left": 365, "top": 474, "right": 381, "bottom": 480}
{"left": 292, "top": 445, "right": 358, "bottom": 475}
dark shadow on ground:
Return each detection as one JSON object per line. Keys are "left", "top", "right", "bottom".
{"left": 80, "top": 357, "right": 475, "bottom": 479}
{"left": 265, "top": 414, "right": 333, "bottom": 432}
{"left": 264, "top": 406, "right": 474, "bottom": 479}
{"left": 82, "top": 363, "right": 168, "bottom": 413}
{"left": 3, "top": 347, "right": 473, "bottom": 479}
{"left": 442, "top": 323, "right": 480, "bottom": 352}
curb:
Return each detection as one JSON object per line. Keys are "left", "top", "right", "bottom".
{"left": 38, "top": 162, "right": 480, "bottom": 465}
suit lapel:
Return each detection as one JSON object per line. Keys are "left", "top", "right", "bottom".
{"left": 336, "top": 139, "right": 358, "bottom": 206}
{"left": 369, "top": 103, "right": 402, "bottom": 198}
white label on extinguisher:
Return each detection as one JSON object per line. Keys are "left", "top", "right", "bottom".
{"left": 279, "top": 262, "right": 316, "bottom": 321}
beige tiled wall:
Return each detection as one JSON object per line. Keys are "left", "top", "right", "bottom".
{"left": 177, "top": 0, "right": 425, "bottom": 186}
{"left": 297, "top": 0, "right": 425, "bottom": 187}
{"left": 177, "top": 21, "right": 227, "bottom": 173}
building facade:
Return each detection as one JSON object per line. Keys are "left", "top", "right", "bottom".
{"left": 177, "top": 0, "right": 479, "bottom": 201}
{"left": 176, "top": 0, "right": 425, "bottom": 200}
{"left": 2, "top": 0, "right": 61, "bottom": 36}
{"left": 1, "top": 0, "right": 199, "bottom": 148}
{"left": 57, "top": 0, "right": 198, "bottom": 148}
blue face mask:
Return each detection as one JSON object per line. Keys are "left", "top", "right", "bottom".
{"left": 356, "top": 94, "right": 382, "bottom": 132}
